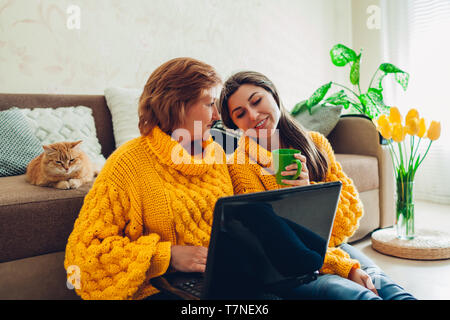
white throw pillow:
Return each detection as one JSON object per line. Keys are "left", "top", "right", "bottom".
{"left": 21, "top": 106, "right": 106, "bottom": 166}
{"left": 104, "top": 87, "right": 141, "bottom": 148}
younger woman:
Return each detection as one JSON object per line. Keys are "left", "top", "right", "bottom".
{"left": 219, "top": 71, "right": 416, "bottom": 300}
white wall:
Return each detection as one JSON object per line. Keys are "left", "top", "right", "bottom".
{"left": 351, "top": 0, "right": 382, "bottom": 93}
{"left": 0, "top": 0, "right": 353, "bottom": 111}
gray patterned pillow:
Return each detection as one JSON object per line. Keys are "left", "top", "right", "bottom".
{"left": 0, "top": 108, "right": 43, "bottom": 177}
{"left": 292, "top": 101, "right": 343, "bottom": 136}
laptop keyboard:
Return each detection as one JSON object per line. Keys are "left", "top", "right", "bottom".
{"left": 172, "top": 273, "right": 318, "bottom": 299}
{"left": 175, "top": 278, "right": 204, "bottom": 297}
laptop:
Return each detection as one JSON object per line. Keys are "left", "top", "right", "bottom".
{"left": 151, "top": 181, "right": 342, "bottom": 300}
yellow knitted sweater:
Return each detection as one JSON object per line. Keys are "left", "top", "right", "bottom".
{"left": 227, "top": 131, "right": 364, "bottom": 278}
{"left": 64, "top": 126, "right": 234, "bottom": 300}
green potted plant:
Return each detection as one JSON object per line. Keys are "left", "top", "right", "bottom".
{"left": 291, "top": 44, "right": 410, "bottom": 120}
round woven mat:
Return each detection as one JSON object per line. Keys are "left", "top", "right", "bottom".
{"left": 371, "top": 227, "right": 450, "bottom": 260}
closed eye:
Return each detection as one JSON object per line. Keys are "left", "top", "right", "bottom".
{"left": 70, "top": 159, "right": 75, "bottom": 162}
{"left": 235, "top": 98, "right": 262, "bottom": 119}
{"left": 252, "top": 97, "right": 261, "bottom": 105}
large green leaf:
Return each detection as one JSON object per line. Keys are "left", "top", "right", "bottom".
{"left": 330, "top": 44, "right": 357, "bottom": 67}
{"left": 347, "top": 102, "right": 364, "bottom": 114}
{"left": 370, "top": 68, "right": 387, "bottom": 91}
{"left": 378, "top": 63, "right": 410, "bottom": 90}
{"left": 367, "top": 88, "right": 387, "bottom": 109}
{"left": 324, "top": 90, "right": 351, "bottom": 109}
{"left": 306, "top": 82, "right": 332, "bottom": 114}
{"left": 291, "top": 100, "right": 308, "bottom": 116}
{"left": 359, "top": 88, "right": 388, "bottom": 118}
{"left": 350, "top": 54, "right": 361, "bottom": 85}
{"left": 370, "top": 63, "right": 410, "bottom": 92}
{"left": 379, "top": 63, "right": 403, "bottom": 73}
{"left": 395, "top": 72, "right": 410, "bottom": 91}
{"left": 359, "top": 94, "right": 376, "bottom": 118}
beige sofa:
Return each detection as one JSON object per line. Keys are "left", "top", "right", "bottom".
{"left": 0, "top": 94, "right": 395, "bottom": 300}
{"left": 329, "top": 115, "right": 395, "bottom": 241}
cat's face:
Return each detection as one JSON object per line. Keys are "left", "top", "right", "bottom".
{"left": 42, "top": 141, "right": 84, "bottom": 175}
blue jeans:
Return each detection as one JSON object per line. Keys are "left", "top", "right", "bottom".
{"left": 277, "top": 243, "right": 417, "bottom": 300}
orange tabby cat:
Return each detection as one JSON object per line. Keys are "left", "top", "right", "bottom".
{"left": 26, "top": 140, "right": 95, "bottom": 189}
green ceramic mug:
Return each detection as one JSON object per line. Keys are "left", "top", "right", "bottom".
{"left": 272, "top": 149, "right": 302, "bottom": 186}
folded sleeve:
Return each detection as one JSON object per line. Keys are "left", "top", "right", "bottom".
{"left": 309, "top": 131, "right": 364, "bottom": 247}
{"left": 310, "top": 132, "right": 364, "bottom": 277}
{"left": 64, "top": 180, "right": 172, "bottom": 300}
{"left": 320, "top": 247, "right": 361, "bottom": 278}
{"left": 227, "top": 163, "right": 266, "bottom": 195}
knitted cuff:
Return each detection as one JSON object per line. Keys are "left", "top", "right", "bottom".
{"left": 320, "top": 253, "right": 361, "bottom": 279}
{"left": 343, "top": 260, "right": 361, "bottom": 279}
{"left": 147, "top": 241, "right": 172, "bottom": 278}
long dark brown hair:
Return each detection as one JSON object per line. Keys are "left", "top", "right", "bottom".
{"left": 218, "top": 71, "right": 329, "bottom": 181}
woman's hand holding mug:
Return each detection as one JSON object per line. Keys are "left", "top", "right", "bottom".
{"left": 272, "top": 149, "right": 309, "bottom": 187}
{"left": 280, "top": 153, "right": 309, "bottom": 186}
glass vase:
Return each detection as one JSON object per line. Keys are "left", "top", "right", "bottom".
{"left": 395, "top": 177, "right": 415, "bottom": 240}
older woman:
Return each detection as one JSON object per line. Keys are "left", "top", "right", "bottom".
{"left": 64, "top": 58, "right": 234, "bottom": 300}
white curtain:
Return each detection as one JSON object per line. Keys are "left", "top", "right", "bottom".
{"left": 381, "top": 0, "right": 450, "bottom": 204}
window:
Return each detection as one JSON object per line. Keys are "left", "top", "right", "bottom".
{"left": 382, "top": 0, "right": 450, "bottom": 204}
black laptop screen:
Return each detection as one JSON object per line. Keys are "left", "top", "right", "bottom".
{"left": 203, "top": 182, "right": 341, "bottom": 299}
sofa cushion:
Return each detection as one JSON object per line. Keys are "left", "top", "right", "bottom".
{"left": 335, "top": 153, "right": 379, "bottom": 193}
{"left": 292, "top": 101, "right": 343, "bottom": 136}
{"left": 0, "top": 174, "right": 92, "bottom": 263}
{"left": 21, "top": 106, "right": 106, "bottom": 166}
{"left": 104, "top": 87, "right": 141, "bottom": 148}
{"left": 0, "top": 108, "right": 43, "bottom": 177}
{"left": 0, "top": 93, "right": 117, "bottom": 159}
{"left": 349, "top": 189, "right": 380, "bottom": 242}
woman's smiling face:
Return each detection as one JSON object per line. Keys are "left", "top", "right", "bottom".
{"left": 227, "top": 84, "right": 281, "bottom": 139}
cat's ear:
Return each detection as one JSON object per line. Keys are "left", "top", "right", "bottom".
{"left": 43, "top": 145, "right": 56, "bottom": 154}
{"left": 71, "top": 140, "right": 83, "bottom": 149}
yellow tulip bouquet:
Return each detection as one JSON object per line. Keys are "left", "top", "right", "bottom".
{"left": 374, "top": 107, "right": 441, "bottom": 239}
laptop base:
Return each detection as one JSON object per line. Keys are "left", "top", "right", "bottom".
{"left": 151, "top": 271, "right": 319, "bottom": 300}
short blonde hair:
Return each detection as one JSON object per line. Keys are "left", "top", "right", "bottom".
{"left": 138, "top": 57, "right": 222, "bottom": 135}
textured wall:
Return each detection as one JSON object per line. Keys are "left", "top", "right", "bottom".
{"left": 0, "top": 0, "right": 352, "bottom": 111}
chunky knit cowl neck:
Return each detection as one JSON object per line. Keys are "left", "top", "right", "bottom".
{"left": 64, "top": 125, "right": 234, "bottom": 300}
{"left": 236, "top": 135, "right": 273, "bottom": 168}
{"left": 145, "top": 126, "right": 226, "bottom": 176}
